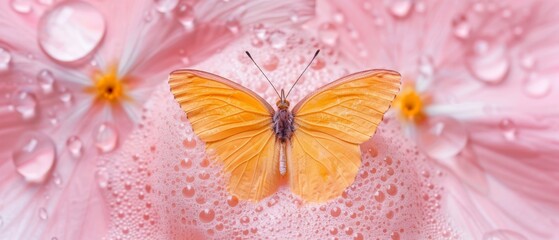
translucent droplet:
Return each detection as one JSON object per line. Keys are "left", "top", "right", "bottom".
{"left": 199, "top": 209, "right": 215, "bottom": 223}
{"left": 330, "top": 207, "right": 341, "bottom": 217}
{"left": 520, "top": 54, "right": 535, "bottom": 70}
{"left": 386, "top": 184, "right": 398, "bottom": 196}
{"left": 416, "top": 117, "right": 468, "bottom": 160}
{"left": 416, "top": 55, "right": 434, "bottom": 92}
{"left": 467, "top": 40, "right": 510, "bottom": 84}
{"left": 268, "top": 31, "right": 287, "bottom": 49}
{"left": 154, "top": 0, "right": 178, "bottom": 13}
{"left": 12, "top": 132, "right": 56, "bottom": 183}
{"left": 227, "top": 195, "right": 239, "bottom": 207}
{"left": 14, "top": 91, "right": 38, "bottom": 120}
{"left": 182, "top": 185, "right": 195, "bottom": 198}
{"left": 388, "top": 0, "right": 413, "bottom": 18}
{"left": 318, "top": 22, "right": 338, "bottom": 46}
{"left": 66, "top": 136, "right": 83, "bottom": 158}
{"left": 523, "top": 73, "right": 551, "bottom": 98}
{"left": 176, "top": 3, "right": 195, "bottom": 31}
{"left": 52, "top": 172, "right": 62, "bottom": 186}
{"left": 374, "top": 190, "right": 385, "bottom": 202}
{"left": 95, "top": 169, "right": 109, "bottom": 188}
{"left": 11, "top": 0, "right": 32, "bottom": 14}
{"left": 498, "top": 118, "right": 516, "bottom": 141}
{"left": 38, "top": 1, "right": 105, "bottom": 62}
{"left": 0, "top": 47, "right": 11, "bottom": 72}
{"left": 39, "top": 208, "right": 48, "bottom": 220}
{"left": 225, "top": 18, "right": 240, "bottom": 34}
{"left": 452, "top": 16, "right": 470, "bottom": 39}
{"left": 483, "top": 230, "right": 527, "bottom": 240}
{"left": 263, "top": 54, "right": 279, "bottom": 71}
{"left": 38, "top": 69, "right": 55, "bottom": 94}
{"left": 94, "top": 122, "right": 118, "bottom": 153}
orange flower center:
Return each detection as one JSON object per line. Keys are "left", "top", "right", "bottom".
{"left": 86, "top": 65, "right": 127, "bottom": 103}
{"left": 394, "top": 87, "right": 425, "bottom": 122}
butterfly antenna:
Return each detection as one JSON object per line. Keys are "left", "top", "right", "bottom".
{"left": 245, "top": 51, "right": 281, "bottom": 99}
{"left": 285, "top": 49, "right": 320, "bottom": 98}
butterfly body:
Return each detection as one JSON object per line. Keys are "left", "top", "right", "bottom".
{"left": 169, "top": 68, "right": 401, "bottom": 202}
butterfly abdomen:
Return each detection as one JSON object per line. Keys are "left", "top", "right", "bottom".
{"left": 272, "top": 109, "right": 295, "bottom": 142}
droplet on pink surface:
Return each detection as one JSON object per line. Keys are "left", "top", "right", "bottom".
{"left": 386, "top": 184, "right": 398, "bottom": 196}
{"left": 11, "top": 0, "right": 32, "bottom": 14}
{"left": 12, "top": 132, "right": 56, "bottom": 183}
{"left": 263, "top": 54, "right": 279, "bottom": 71}
{"left": 182, "top": 185, "right": 195, "bottom": 198}
{"left": 182, "top": 137, "right": 197, "bottom": 149}
{"left": 0, "top": 47, "right": 11, "bottom": 72}
{"left": 318, "top": 22, "right": 338, "bottom": 46}
{"left": 176, "top": 3, "right": 195, "bottom": 31}
{"left": 154, "top": 0, "right": 178, "bottom": 13}
{"left": 388, "top": 0, "right": 413, "bottom": 18}
{"left": 199, "top": 209, "right": 215, "bottom": 223}
{"left": 225, "top": 18, "right": 241, "bottom": 34}
{"left": 330, "top": 207, "right": 342, "bottom": 217}
{"left": 467, "top": 40, "right": 510, "bottom": 84}
{"left": 94, "top": 122, "right": 118, "bottom": 153}
{"left": 39, "top": 208, "right": 48, "bottom": 220}
{"left": 452, "top": 16, "right": 470, "bottom": 39}
{"left": 66, "top": 136, "right": 83, "bottom": 158}
{"left": 38, "top": 1, "right": 105, "bottom": 62}
{"left": 14, "top": 91, "right": 38, "bottom": 121}
{"left": 416, "top": 117, "right": 468, "bottom": 160}
{"left": 38, "top": 69, "right": 55, "bottom": 94}
{"left": 499, "top": 119, "right": 516, "bottom": 141}
{"left": 483, "top": 229, "right": 527, "bottom": 240}
{"left": 268, "top": 31, "right": 287, "bottom": 49}
{"left": 95, "top": 169, "right": 109, "bottom": 188}
{"left": 523, "top": 73, "right": 551, "bottom": 98}
{"left": 374, "top": 190, "right": 385, "bottom": 202}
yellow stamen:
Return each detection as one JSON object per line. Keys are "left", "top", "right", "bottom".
{"left": 85, "top": 65, "right": 127, "bottom": 103}
{"left": 394, "top": 86, "right": 426, "bottom": 123}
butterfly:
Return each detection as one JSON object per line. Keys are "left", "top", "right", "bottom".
{"left": 169, "top": 50, "right": 401, "bottom": 202}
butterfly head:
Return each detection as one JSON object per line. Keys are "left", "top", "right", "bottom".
{"left": 277, "top": 89, "right": 290, "bottom": 110}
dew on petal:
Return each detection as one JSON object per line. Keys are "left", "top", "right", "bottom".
{"left": 94, "top": 122, "right": 118, "bottom": 153}
{"left": 499, "top": 119, "right": 516, "bottom": 141}
{"left": 268, "top": 31, "right": 287, "bottom": 49}
{"left": 154, "top": 0, "right": 178, "bottom": 13}
{"left": 467, "top": 40, "right": 510, "bottom": 84}
{"left": 0, "top": 47, "right": 12, "bottom": 72}
{"left": 523, "top": 73, "right": 551, "bottom": 98}
{"left": 39, "top": 208, "right": 48, "bottom": 220}
{"left": 95, "top": 168, "right": 109, "bottom": 188}
{"left": 38, "top": 69, "right": 55, "bottom": 94}
{"left": 452, "top": 16, "right": 470, "bottom": 39}
{"left": 387, "top": 0, "right": 413, "bottom": 18}
{"left": 416, "top": 117, "right": 468, "bottom": 160}
{"left": 66, "top": 136, "right": 83, "bottom": 158}
{"left": 263, "top": 54, "right": 279, "bottom": 71}
{"left": 225, "top": 18, "right": 241, "bottom": 34}
{"left": 318, "top": 22, "right": 338, "bottom": 46}
{"left": 330, "top": 207, "right": 341, "bottom": 217}
{"left": 14, "top": 91, "right": 38, "bottom": 121}
{"left": 199, "top": 209, "right": 215, "bottom": 223}
{"left": 12, "top": 132, "right": 56, "bottom": 183}
{"left": 11, "top": 0, "right": 32, "bottom": 14}
{"left": 483, "top": 229, "right": 527, "bottom": 240}
{"left": 182, "top": 185, "right": 195, "bottom": 198}
{"left": 176, "top": 3, "right": 195, "bottom": 31}
{"left": 38, "top": 1, "right": 105, "bottom": 62}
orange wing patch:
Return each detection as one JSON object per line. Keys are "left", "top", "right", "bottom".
{"left": 169, "top": 70, "right": 280, "bottom": 201}
{"left": 290, "top": 70, "right": 401, "bottom": 202}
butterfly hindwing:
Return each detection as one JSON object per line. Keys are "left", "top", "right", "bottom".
{"left": 169, "top": 70, "right": 280, "bottom": 201}
{"left": 290, "top": 70, "right": 401, "bottom": 202}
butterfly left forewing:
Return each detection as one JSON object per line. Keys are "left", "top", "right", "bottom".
{"left": 289, "top": 70, "right": 401, "bottom": 202}
{"left": 169, "top": 70, "right": 280, "bottom": 201}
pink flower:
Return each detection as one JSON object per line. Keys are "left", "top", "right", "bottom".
{"left": 323, "top": 0, "right": 559, "bottom": 238}
{"left": 0, "top": 0, "right": 315, "bottom": 239}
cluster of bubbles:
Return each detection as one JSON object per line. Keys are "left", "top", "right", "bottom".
{"left": 100, "top": 30, "right": 454, "bottom": 239}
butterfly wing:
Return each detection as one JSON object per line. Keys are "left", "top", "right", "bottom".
{"left": 289, "top": 70, "right": 401, "bottom": 202}
{"left": 169, "top": 70, "right": 280, "bottom": 201}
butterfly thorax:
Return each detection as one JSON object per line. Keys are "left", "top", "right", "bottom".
{"left": 273, "top": 99, "right": 294, "bottom": 142}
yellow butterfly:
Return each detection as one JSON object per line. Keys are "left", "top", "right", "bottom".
{"left": 169, "top": 50, "right": 401, "bottom": 202}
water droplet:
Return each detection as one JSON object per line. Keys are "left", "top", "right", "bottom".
{"left": 318, "top": 22, "right": 338, "bottom": 46}
{"left": 199, "top": 209, "right": 215, "bottom": 223}
{"left": 388, "top": 0, "right": 413, "bottom": 18}
{"left": 240, "top": 216, "right": 250, "bottom": 225}
{"left": 176, "top": 3, "right": 195, "bottom": 31}
{"left": 268, "top": 31, "right": 287, "bottom": 49}
{"left": 523, "top": 72, "right": 551, "bottom": 98}
{"left": 374, "top": 190, "right": 385, "bottom": 202}
{"left": 14, "top": 91, "right": 38, "bottom": 121}
{"left": 520, "top": 54, "right": 536, "bottom": 70}
{"left": 499, "top": 119, "right": 516, "bottom": 141}
{"left": 263, "top": 54, "right": 279, "bottom": 71}
{"left": 391, "top": 231, "right": 400, "bottom": 240}
{"left": 182, "top": 185, "right": 195, "bottom": 198}
{"left": 225, "top": 18, "right": 240, "bottom": 34}
{"left": 11, "top": 0, "right": 32, "bottom": 14}
{"left": 39, "top": 208, "right": 48, "bottom": 220}
{"left": 416, "top": 55, "right": 434, "bottom": 91}
{"left": 95, "top": 169, "right": 109, "bottom": 188}
{"left": 38, "top": 69, "right": 55, "bottom": 94}
{"left": 66, "top": 136, "right": 83, "bottom": 158}
{"left": 452, "top": 16, "right": 470, "bottom": 39}
{"left": 386, "top": 184, "right": 398, "bottom": 196}
{"left": 154, "top": 0, "right": 178, "bottom": 13}
{"left": 483, "top": 229, "right": 527, "bottom": 240}
{"left": 330, "top": 207, "right": 341, "bottom": 217}
{"left": 467, "top": 40, "right": 510, "bottom": 84}
{"left": 12, "top": 132, "right": 56, "bottom": 183}
{"left": 53, "top": 172, "right": 62, "bottom": 186}
{"left": 38, "top": 1, "right": 105, "bottom": 62}
{"left": 416, "top": 117, "right": 468, "bottom": 160}
{"left": 94, "top": 122, "right": 118, "bottom": 153}
{"left": 0, "top": 47, "right": 12, "bottom": 72}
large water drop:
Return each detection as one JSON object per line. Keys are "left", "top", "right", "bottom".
{"left": 12, "top": 132, "right": 56, "bottom": 183}
{"left": 416, "top": 117, "right": 468, "bottom": 160}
